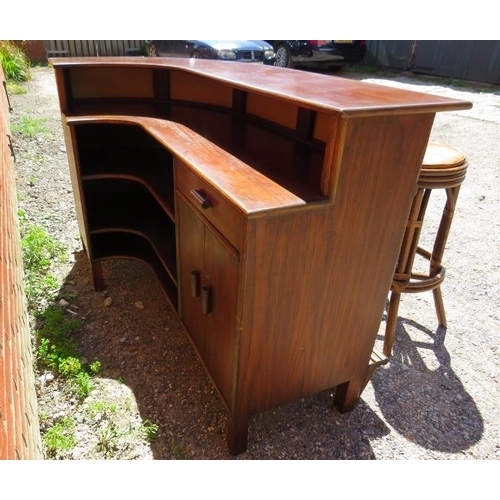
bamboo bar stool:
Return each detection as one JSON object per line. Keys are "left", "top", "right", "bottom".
{"left": 383, "top": 143, "right": 468, "bottom": 357}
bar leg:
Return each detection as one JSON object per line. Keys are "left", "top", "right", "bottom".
{"left": 226, "top": 414, "right": 249, "bottom": 456}
{"left": 91, "top": 261, "right": 105, "bottom": 291}
{"left": 334, "top": 375, "right": 366, "bottom": 413}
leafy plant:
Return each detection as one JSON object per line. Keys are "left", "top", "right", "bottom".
{"left": 36, "top": 306, "right": 82, "bottom": 371}
{"left": 43, "top": 417, "right": 76, "bottom": 457}
{"left": 74, "top": 371, "right": 94, "bottom": 400}
{"left": 0, "top": 40, "right": 30, "bottom": 82}
{"left": 89, "top": 360, "right": 101, "bottom": 375}
{"left": 140, "top": 419, "right": 159, "bottom": 443}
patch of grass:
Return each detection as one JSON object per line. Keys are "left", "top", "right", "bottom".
{"left": 0, "top": 40, "right": 31, "bottom": 82}
{"left": 35, "top": 304, "right": 102, "bottom": 401}
{"left": 6, "top": 80, "right": 27, "bottom": 95}
{"left": 18, "top": 210, "right": 66, "bottom": 310}
{"left": 96, "top": 421, "right": 121, "bottom": 458}
{"left": 36, "top": 306, "right": 83, "bottom": 372}
{"left": 11, "top": 116, "right": 50, "bottom": 138}
{"left": 43, "top": 417, "right": 76, "bottom": 457}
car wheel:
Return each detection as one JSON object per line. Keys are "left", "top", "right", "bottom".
{"left": 148, "top": 43, "right": 158, "bottom": 57}
{"left": 275, "top": 44, "right": 294, "bottom": 68}
{"left": 190, "top": 51, "right": 201, "bottom": 59}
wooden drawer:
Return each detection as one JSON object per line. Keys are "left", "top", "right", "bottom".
{"left": 176, "top": 161, "right": 244, "bottom": 250}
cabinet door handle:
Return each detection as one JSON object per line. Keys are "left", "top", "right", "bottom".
{"left": 202, "top": 286, "right": 212, "bottom": 315}
{"left": 191, "top": 189, "right": 211, "bottom": 209}
{"left": 191, "top": 270, "right": 200, "bottom": 298}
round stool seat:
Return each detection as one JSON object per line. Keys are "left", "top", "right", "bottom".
{"left": 419, "top": 143, "right": 468, "bottom": 188}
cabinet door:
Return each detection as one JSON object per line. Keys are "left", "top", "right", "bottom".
{"left": 177, "top": 197, "right": 238, "bottom": 405}
{"left": 203, "top": 226, "right": 238, "bottom": 403}
{"left": 178, "top": 196, "right": 205, "bottom": 345}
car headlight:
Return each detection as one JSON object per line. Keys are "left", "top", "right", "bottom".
{"left": 264, "top": 49, "right": 275, "bottom": 60}
{"left": 217, "top": 49, "right": 237, "bottom": 60}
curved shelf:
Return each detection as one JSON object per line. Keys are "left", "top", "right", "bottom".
{"left": 84, "top": 186, "right": 177, "bottom": 286}
{"left": 76, "top": 122, "right": 175, "bottom": 219}
{"left": 91, "top": 231, "right": 178, "bottom": 311}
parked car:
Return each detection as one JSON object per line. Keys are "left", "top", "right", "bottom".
{"left": 266, "top": 40, "right": 366, "bottom": 70}
{"left": 145, "top": 40, "right": 276, "bottom": 65}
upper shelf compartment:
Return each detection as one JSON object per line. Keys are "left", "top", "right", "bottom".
{"left": 74, "top": 122, "right": 175, "bottom": 219}
{"left": 53, "top": 58, "right": 472, "bottom": 204}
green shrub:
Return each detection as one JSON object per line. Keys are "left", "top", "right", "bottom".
{"left": 0, "top": 40, "right": 30, "bottom": 82}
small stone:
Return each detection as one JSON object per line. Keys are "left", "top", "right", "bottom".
{"left": 59, "top": 298, "right": 69, "bottom": 307}
{"left": 135, "top": 301, "right": 145, "bottom": 310}
{"left": 104, "top": 297, "right": 113, "bottom": 307}
{"left": 38, "top": 372, "right": 55, "bottom": 385}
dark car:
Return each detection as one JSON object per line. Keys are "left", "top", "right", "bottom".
{"left": 266, "top": 40, "right": 366, "bottom": 70}
{"left": 145, "top": 40, "right": 276, "bottom": 65}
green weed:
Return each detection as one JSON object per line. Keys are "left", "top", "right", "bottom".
{"left": 43, "top": 417, "right": 76, "bottom": 457}
{"left": 87, "top": 400, "right": 117, "bottom": 419}
{"left": 35, "top": 304, "right": 102, "bottom": 401}
{"left": 74, "top": 371, "right": 94, "bottom": 400}
{"left": 140, "top": 419, "right": 159, "bottom": 443}
{"left": 0, "top": 40, "right": 30, "bottom": 82}
{"left": 97, "top": 421, "right": 121, "bottom": 458}
{"left": 18, "top": 210, "right": 66, "bottom": 310}
{"left": 12, "top": 116, "right": 50, "bottom": 138}
{"left": 36, "top": 306, "right": 82, "bottom": 371}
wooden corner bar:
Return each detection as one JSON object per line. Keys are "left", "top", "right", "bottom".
{"left": 51, "top": 57, "right": 472, "bottom": 454}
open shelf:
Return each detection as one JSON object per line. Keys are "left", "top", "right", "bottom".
{"left": 169, "top": 105, "right": 326, "bottom": 203}
{"left": 76, "top": 123, "right": 175, "bottom": 219}
{"left": 84, "top": 181, "right": 177, "bottom": 285}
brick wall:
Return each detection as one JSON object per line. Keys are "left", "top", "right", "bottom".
{"left": 1, "top": 65, "right": 43, "bottom": 459}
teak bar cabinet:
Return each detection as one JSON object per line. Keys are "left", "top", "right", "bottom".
{"left": 51, "top": 57, "right": 471, "bottom": 454}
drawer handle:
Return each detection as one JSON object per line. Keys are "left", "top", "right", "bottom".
{"left": 191, "top": 189, "right": 211, "bottom": 209}
{"left": 191, "top": 270, "right": 200, "bottom": 298}
{"left": 202, "top": 286, "right": 212, "bottom": 315}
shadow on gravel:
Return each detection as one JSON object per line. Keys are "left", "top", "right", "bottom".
{"left": 371, "top": 318, "right": 484, "bottom": 452}
{"left": 59, "top": 251, "right": 395, "bottom": 459}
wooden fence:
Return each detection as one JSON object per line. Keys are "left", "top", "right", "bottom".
{"left": 44, "top": 40, "right": 144, "bottom": 58}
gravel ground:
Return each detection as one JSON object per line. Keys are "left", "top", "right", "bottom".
{"left": 9, "top": 66, "right": 500, "bottom": 461}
